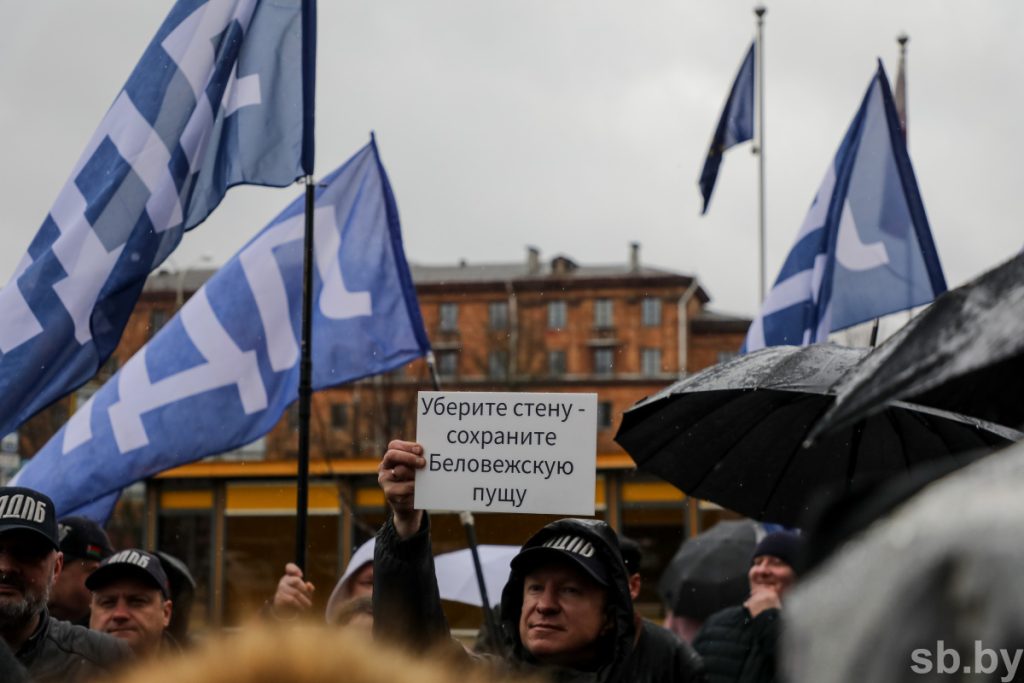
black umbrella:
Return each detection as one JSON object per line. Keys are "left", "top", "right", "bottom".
{"left": 658, "top": 519, "right": 758, "bottom": 620}
{"left": 785, "top": 438, "right": 1024, "bottom": 683}
{"left": 812, "top": 252, "right": 1024, "bottom": 437}
{"left": 615, "top": 344, "right": 1020, "bottom": 527}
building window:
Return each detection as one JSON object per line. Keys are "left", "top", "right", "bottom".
{"left": 548, "top": 301, "right": 567, "bottom": 330}
{"left": 388, "top": 403, "right": 406, "bottom": 431}
{"left": 489, "top": 301, "right": 509, "bottom": 331}
{"left": 149, "top": 309, "right": 170, "bottom": 339}
{"left": 331, "top": 404, "right": 348, "bottom": 430}
{"left": 641, "top": 348, "right": 662, "bottom": 376}
{"left": 437, "top": 350, "right": 458, "bottom": 377}
{"left": 439, "top": 303, "right": 459, "bottom": 332}
{"left": 488, "top": 350, "right": 509, "bottom": 380}
{"left": 548, "top": 350, "right": 567, "bottom": 377}
{"left": 593, "top": 348, "right": 614, "bottom": 376}
{"left": 597, "top": 401, "right": 613, "bottom": 430}
{"left": 641, "top": 297, "right": 662, "bottom": 326}
{"left": 594, "top": 299, "right": 613, "bottom": 329}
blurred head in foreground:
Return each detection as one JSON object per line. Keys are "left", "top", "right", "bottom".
{"left": 109, "top": 624, "right": 538, "bottom": 683}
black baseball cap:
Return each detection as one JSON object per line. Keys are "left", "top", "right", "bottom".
{"left": 58, "top": 516, "right": 114, "bottom": 562}
{"left": 0, "top": 487, "right": 60, "bottom": 550}
{"left": 86, "top": 549, "right": 171, "bottom": 598}
{"left": 512, "top": 531, "right": 612, "bottom": 587}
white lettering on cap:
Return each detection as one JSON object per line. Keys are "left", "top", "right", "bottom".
{"left": 107, "top": 549, "right": 151, "bottom": 569}
{"left": 0, "top": 494, "right": 47, "bottom": 524}
{"left": 541, "top": 534, "right": 595, "bottom": 558}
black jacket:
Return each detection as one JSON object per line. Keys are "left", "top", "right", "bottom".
{"left": 374, "top": 514, "right": 705, "bottom": 683}
{"left": 15, "top": 609, "right": 131, "bottom": 683}
{"left": 628, "top": 619, "right": 707, "bottom": 683}
{"left": 692, "top": 605, "right": 779, "bottom": 683}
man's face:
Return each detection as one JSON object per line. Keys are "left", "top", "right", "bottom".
{"left": 348, "top": 563, "right": 373, "bottom": 599}
{"left": 0, "top": 530, "right": 61, "bottom": 629}
{"left": 89, "top": 577, "right": 171, "bottom": 655}
{"left": 748, "top": 554, "right": 796, "bottom": 598}
{"left": 519, "top": 561, "right": 609, "bottom": 667}
{"left": 48, "top": 557, "right": 100, "bottom": 623}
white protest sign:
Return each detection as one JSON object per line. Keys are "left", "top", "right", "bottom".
{"left": 414, "top": 391, "right": 597, "bottom": 515}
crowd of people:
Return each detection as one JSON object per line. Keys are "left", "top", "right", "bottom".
{"left": 5, "top": 435, "right": 941, "bottom": 683}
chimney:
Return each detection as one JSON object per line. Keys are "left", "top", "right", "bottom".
{"left": 527, "top": 246, "right": 540, "bottom": 275}
{"left": 630, "top": 242, "right": 640, "bottom": 272}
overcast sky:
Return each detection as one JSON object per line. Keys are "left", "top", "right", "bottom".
{"left": 1, "top": 1, "right": 1020, "bottom": 319}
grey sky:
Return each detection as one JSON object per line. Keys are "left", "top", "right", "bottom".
{"left": 1, "top": 1, "right": 1020, "bottom": 319}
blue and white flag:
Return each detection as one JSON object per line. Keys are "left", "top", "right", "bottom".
{"left": 743, "top": 62, "right": 945, "bottom": 352}
{"left": 699, "top": 43, "right": 755, "bottom": 215}
{"left": 12, "top": 137, "right": 429, "bottom": 519}
{"left": 0, "top": 0, "right": 314, "bottom": 440}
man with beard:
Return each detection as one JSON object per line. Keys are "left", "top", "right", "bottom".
{"left": 0, "top": 487, "right": 130, "bottom": 681}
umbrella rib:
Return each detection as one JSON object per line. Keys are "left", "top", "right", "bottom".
{"left": 684, "top": 391, "right": 794, "bottom": 497}
{"left": 755, "top": 396, "right": 835, "bottom": 521}
{"left": 844, "top": 419, "right": 866, "bottom": 489}
{"left": 883, "top": 409, "right": 912, "bottom": 472}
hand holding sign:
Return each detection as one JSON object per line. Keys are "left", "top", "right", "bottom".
{"left": 378, "top": 440, "right": 426, "bottom": 539}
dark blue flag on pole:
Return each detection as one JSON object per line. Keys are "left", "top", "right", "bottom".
{"left": 0, "top": 0, "right": 314, "bottom": 440}
{"left": 12, "top": 138, "right": 430, "bottom": 520}
{"left": 699, "top": 43, "right": 755, "bottom": 214}
{"left": 743, "top": 62, "right": 945, "bottom": 352}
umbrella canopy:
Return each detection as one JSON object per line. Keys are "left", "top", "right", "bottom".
{"left": 615, "top": 344, "right": 1020, "bottom": 527}
{"left": 784, "top": 438, "right": 1024, "bottom": 683}
{"left": 434, "top": 545, "right": 520, "bottom": 608}
{"left": 813, "top": 252, "right": 1024, "bottom": 437}
{"left": 658, "top": 519, "right": 759, "bottom": 620}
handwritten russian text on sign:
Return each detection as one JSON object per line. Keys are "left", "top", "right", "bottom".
{"left": 415, "top": 391, "right": 597, "bottom": 515}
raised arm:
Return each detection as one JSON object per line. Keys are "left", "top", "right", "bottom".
{"left": 372, "top": 440, "right": 451, "bottom": 650}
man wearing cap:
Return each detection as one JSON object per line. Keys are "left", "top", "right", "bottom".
{"left": 692, "top": 531, "right": 803, "bottom": 683}
{"left": 87, "top": 549, "right": 174, "bottom": 657}
{"left": 0, "top": 486, "right": 130, "bottom": 682}
{"left": 374, "top": 440, "right": 705, "bottom": 683}
{"left": 48, "top": 517, "right": 114, "bottom": 626}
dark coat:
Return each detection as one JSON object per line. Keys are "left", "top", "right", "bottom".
{"left": 692, "top": 605, "right": 779, "bottom": 683}
{"left": 14, "top": 610, "right": 132, "bottom": 683}
{"left": 374, "top": 514, "right": 705, "bottom": 683}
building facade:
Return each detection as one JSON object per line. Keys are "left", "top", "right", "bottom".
{"left": 16, "top": 244, "right": 749, "bottom": 630}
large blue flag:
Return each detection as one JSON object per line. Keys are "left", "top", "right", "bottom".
{"left": 743, "top": 62, "right": 945, "bottom": 352}
{"left": 0, "top": 0, "right": 314, "bottom": 440}
{"left": 699, "top": 43, "right": 755, "bottom": 214}
{"left": 12, "top": 137, "right": 430, "bottom": 519}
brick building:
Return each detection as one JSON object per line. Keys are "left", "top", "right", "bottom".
{"left": 16, "top": 243, "right": 749, "bottom": 629}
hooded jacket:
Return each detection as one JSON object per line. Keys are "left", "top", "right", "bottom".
{"left": 374, "top": 515, "right": 705, "bottom": 683}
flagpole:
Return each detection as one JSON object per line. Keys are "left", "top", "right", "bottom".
{"left": 754, "top": 6, "right": 767, "bottom": 304}
{"left": 295, "top": 174, "right": 315, "bottom": 572}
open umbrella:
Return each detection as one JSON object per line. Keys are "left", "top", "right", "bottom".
{"left": 784, "top": 438, "right": 1024, "bottom": 683}
{"left": 615, "top": 344, "right": 1020, "bottom": 527}
{"left": 812, "top": 252, "right": 1024, "bottom": 437}
{"left": 658, "top": 519, "right": 759, "bottom": 620}
{"left": 434, "top": 545, "right": 519, "bottom": 607}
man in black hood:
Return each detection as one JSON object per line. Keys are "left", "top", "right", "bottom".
{"left": 373, "top": 440, "right": 705, "bottom": 683}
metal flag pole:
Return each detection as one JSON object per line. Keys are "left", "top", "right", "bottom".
{"left": 869, "top": 33, "right": 910, "bottom": 348}
{"left": 425, "top": 352, "right": 503, "bottom": 653}
{"left": 294, "top": 0, "right": 317, "bottom": 573}
{"left": 295, "top": 174, "right": 315, "bottom": 571}
{"left": 754, "top": 6, "right": 767, "bottom": 304}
